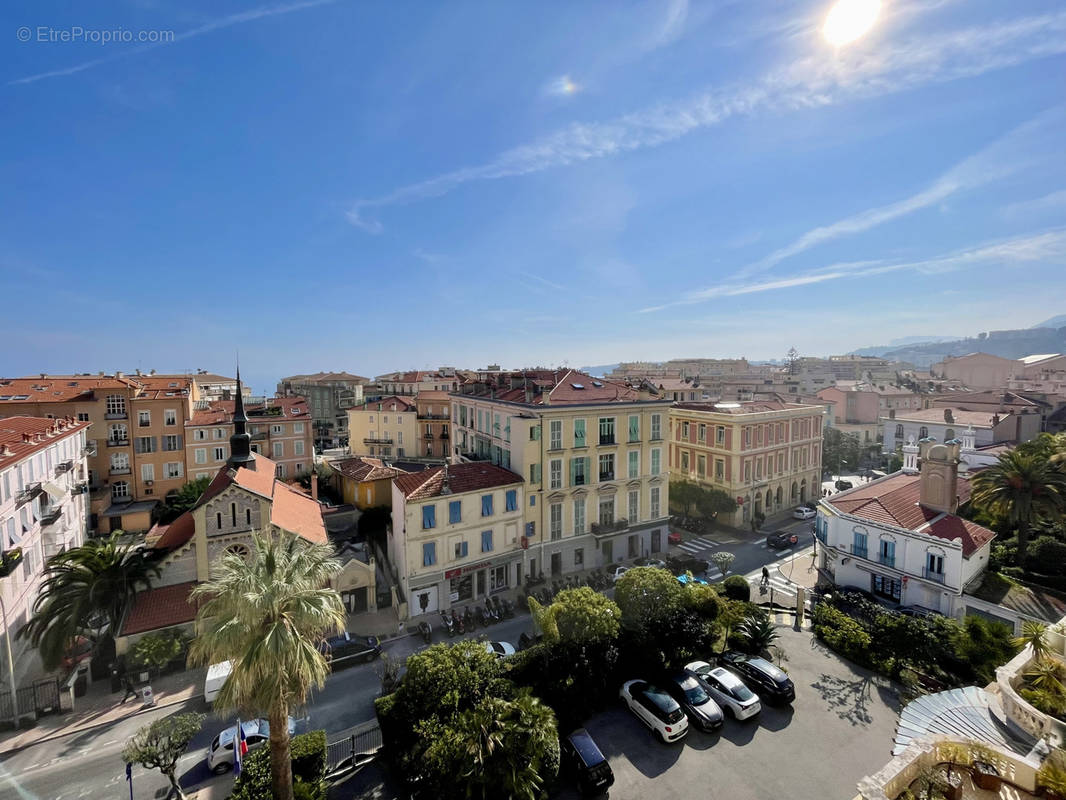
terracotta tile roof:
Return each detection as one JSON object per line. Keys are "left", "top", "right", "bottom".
{"left": 187, "top": 397, "right": 310, "bottom": 426}
{"left": 281, "top": 372, "right": 368, "bottom": 384}
{"left": 233, "top": 454, "right": 278, "bottom": 497}
{"left": 361, "top": 396, "right": 416, "bottom": 412}
{"left": 887, "top": 407, "right": 1004, "bottom": 427}
{"left": 269, "top": 481, "right": 327, "bottom": 543}
{"left": 415, "top": 390, "right": 452, "bottom": 401}
{"left": 460, "top": 370, "right": 655, "bottom": 407}
{"left": 0, "top": 377, "right": 128, "bottom": 403}
{"left": 0, "top": 416, "right": 91, "bottom": 470}
{"left": 931, "top": 391, "right": 1045, "bottom": 410}
{"left": 826, "top": 473, "right": 996, "bottom": 556}
{"left": 331, "top": 456, "right": 407, "bottom": 482}
{"left": 150, "top": 513, "right": 195, "bottom": 550}
{"left": 675, "top": 400, "right": 823, "bottom": 415}
{"left": 394, "top": 463, "right": 523, "bottom": 500}
{"left": 120, "top": 581, "right": 198, "bottom": 636}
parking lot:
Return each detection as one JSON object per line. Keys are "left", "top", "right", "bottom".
{"left": 554, "top": 625, "right": 901, "bottom": 800}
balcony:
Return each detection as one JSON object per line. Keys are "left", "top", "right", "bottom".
{"left": 54, "top": 460, "right": 73, "bottom": 475}
{"left": 39, "top": 506, "right": 63, "bottom": 526}
{"left": 599, "top": 436, "right": 616, "bottom": 446}
{"left": 440, "top": 430, "right": 449, "bottom": 439}
{"left": 71, "top": 482, "right": 88, "bottom": 496}
{"left": 852, "top": 545, "right": 869, "bottom": 559}
{"left": 106, "top": 438, "right": 129, "bottom": 448}
{"left": 82, "top": 444, "right": 97, "bottom": 458}
{"left": 923, "top": 567, "right": 946, "bottom": 583}
{"left": 599, "top": 471, "right": 615, "bottom": 482}
{"left": 105, "top": 412, "right": 127, "bottom": 420}
{"left": 424, "top": 432, "right": 434, "bottom": 439}
{"left": 591, "top": 518, "right": 629, "bottom": 535}
{"left": 363, "top": 437, "right": 394, "bottom": 445}
{"left": 109, "top": 467, "right": 131, "bottom": 476}
{"left": 877, "top": 553, "right": 896, "bottom": 568}
{"left": 250, "top": 432, "right": 268, "bottom": 440}
{"left": 418, "top": 413, "right": 449, "bottom": 420}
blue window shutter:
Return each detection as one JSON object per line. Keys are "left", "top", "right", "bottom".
{"left": 461, "top": 541, "right": 468, "bottom": 557}
{"left": 482, "top": 530, "right": 492, "bottom": 552}
{"left": 482, "top": 495, "right": 492, "bottom": 516}
{"left": 423, "top": 542, "right": 435, "bottom": 566}
{"left": 886, "top": 540, "right": 895, "bottom": 560}
{"left": 449, "top": 500, "right": 461, "bottom": 524}
{"left": 423, "top": 505, "right": 436, "bottom": 529}
{"left": 505, "top": 490, "right": 517, "bottom": 511}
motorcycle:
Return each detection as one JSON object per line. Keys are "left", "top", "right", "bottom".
{"left": 440, "top": 610, "right": 455, "bottom": 638}
{"left": 417, "top": 620, "right": 432, "bottom": 644}
{"left": 490, "top": 596, "right": 503, "bottom": 618}
{"left": 475, "top": 605, "right": 488, "bottom": 627}
{"left": 451, "top": 609, "right": 464, "bottom": 635}
{"left": 485, "top": 601, "right": 499, "bottom": 623}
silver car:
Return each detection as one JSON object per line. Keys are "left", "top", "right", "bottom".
{"left": 684, "top": 661, "right": 761, "bottom": 721}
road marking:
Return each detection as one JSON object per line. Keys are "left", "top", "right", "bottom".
{"left": 676, "top": 537, "right": 720, "bottom": 553}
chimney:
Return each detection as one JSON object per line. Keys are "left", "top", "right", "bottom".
{"left": 311, "top": 470, "right": 319, "bottom": 501}
{"left": 944, "top": 408, "right": 954, "bottom": 424}
{"left": 135, "top": 368, "right": 142, "bottom": 376}
{"left": 918, "top": 439, "right": 960, "bottom": 514}
{"left": 524, "top": 384, "right": 533, "bottom": 404}
{"left": 888, "top": 409, "right": 895, "bottom": 419}
{"left": 440, "top": 464, "right": 452, "bottom": 495}
{"left": 116, "top": 371, "right": 124, "bottom": 379}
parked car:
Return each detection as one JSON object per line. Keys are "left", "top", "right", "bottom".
{"left": 641, "top": 558, "right": 668, "bottom": 570}
{"left": 619, "top": 680, "right": 689, "bottom": 742}
{"left": 206, "top": 717, "right": 296, "bottom": 773}
{"left": 484, "top": 640, "right": 516, "bottom": 658}
{"left": 899, "top": 605, "right": 941, "bottom": 619}
{"left": 792, "top": 506, "right": 816, "bottom": 520}
{"left": 562, "top": 728, "right": 615, "bottom": 797}
{"left": 802, "top": 501, "right": 818, "bottom": 511}
{"left": 766, "top": 530, "right": 799, "bottom": 549}
{"left": 835, "top": 479, "right": 854, "bottom": 491}
{"left": 684, "top": 661, "right": 761, "bottom": 720}
{"left": 719, "top": 652, "right": 795, "bottom": 704}
{"left": 611, "top": 566, "right": 630, "bottom": 583}
{"left": 668, "top": 531, "right": 683, "bottom": 545}
{"left": 319, "top": 632, "right": 382, "bottom": 668}
{"left": 660, "top": 670, "right": 724, "bottom": 732}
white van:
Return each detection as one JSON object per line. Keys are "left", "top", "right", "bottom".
{"left": 204, "top": 661, "right": 232, "bottom": 704}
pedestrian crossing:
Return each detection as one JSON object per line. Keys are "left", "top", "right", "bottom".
{"left": 676, "top": 535, "right": 721, "bottom": 555}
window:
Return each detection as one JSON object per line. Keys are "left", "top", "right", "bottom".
{"left": 141, "top": 463, "right": 155, "bottom": 482}
{"left": 530, "top": 424, "right": 541, "bottom": 441}
{"left": 628, "top": 490, "right": 639, "bottom": 522}
{"left": 650, "top": 414, "right": 661, "bottom": 441}
{"left": 449, "top": 500, "right": 462, "bottom": 524}
{"left": 879, "top": 538, "right": 896, "bottom": 567}
{"left": 650, "top": 486, "right": 661, "bottom": 518}
{"left": 294, "top": 422, "right": 304, "bottom": 433}
{"left": 214, "top": 428, "right": 226, "bottom": 439}
{"left": 489, "top": 565, "right": 508, "bottom": 592}
{"left": 919, "top": 426, "right": 929, "bottom": 439}
{"left": 272, "top": 441, "right": 284, "bottom": 458}
{"left": 651, "top": 448, "right": 661, "bottom": 476}
{"left": 213, "top": 446, "right": 226, "bottom": 461}
{"left": 682, "top": 421, "right": 690, "bottom": 438}
{"left": 77, "top": 412, "right": 90, "bottom": 422}
{"left": 628, "top": 415, "right": 639, "bottom": 442}
{"left": 895, "top": 424, "right": 904, "bottom": 438}
{"left": 422, "top": 542, "right": 436, "bottom": 567}
{"left": 108, "top": 423, "right": 128, "bottom": 444}
{"left": 135, "top": 436, "right": 156, "bottom": 454}
{"left": 574, "top": 547, "right": 584, "bottom": 566}
{"left": 106, "top": 395, "right": 126, "bottom": 417}
{"left": 505, "top": 489, "right": 517, "bottom": 511}
{"left": 743, "top": 427, "right": 751, "bottom": 448}
{"left": 852, "top": 529, "right": 868, "bottom": 558}
{"left": 195, "top": 448, "right": 207, "bottom": 464}
{"left": 598, "top": 497, "right": 614, "bottom": 526}
{"left": 697, "top": 454, "right": 707, "bottom": 478}
{"left": 422, "top": 505, "right": 436, "bottom": 529}
{"left": 194, "top": 429, "right": 207, "bottom": 441}
{"left": 598, "top": 417, "right": 615, "bottom": 445}
{"left": 628, "top": 450, "right": 639, "bottom": 478}
{"left": 164, "top": 409, "right": 177, "bottom": 426}
{"left": 698, "top": 423, "right": 706, "bottom": 442}
{"left": 945, "top": 428, "right": 955, "bottom": 441}
{"left": 163, "top": 434, "right": 179, "bottom": 452}
{"left": 872, "top": 574, "right": 901, "bottom": 601}
{"left": 571, "top": 456, "right": 589, "bottom": 486}
{"left": 530, "top": 496, "right": 536, "bottom": 507}
{"left": 271, "top": 425, "right": 283, "bottom": 435}
{"left": 111, "top": 480, "right": 129, "bottom": 500}
{"left": 550, "top": 503, "right": 562, "bottom": 540}
{"left": 549, "top": 420, "right": 562, "bottom": 450}
{"left": 275, "top": 463, "right": 286, "bottom": 478}
{"left": 166, "top": 462, "right": 182, "bottom": 479}
{"left": 294, "top": 440, "right": 305, "bottom": 456}
{"left": 549, "top": 459, "right": 562, "bottom": 489}
{"left": 138, "top": 410, "right": 151, "bottom": 427}
{"left": 481, "top": 530, "right": 494, "bottom": 552}
{"left": 481, "top": 495, "right": 493, "bottom": 516}
{"left": 926, "top": 552, "right": 945, "bottom": 577}
{"left": 573, "top": 419, "right": 586, "bottom": 447}
{"left": 454, "top": 541, "right": 468, "bottom": 559}
{"left": 681, "top": 451, "right": 690, "bottom": 471}
{"left": 715, "top": 458, "right": 724, "bottom": 481}
{"left": 716, "top": 426, "right": 725, "bottom": 445}
{"left": 598, "top": 453, "right": 614, "bottom": 481}
{"left": 574, "top": 498, "right": 585, "bottom": 534}
{"left": 529, "top": 463, "right": 541, "bottom": 484}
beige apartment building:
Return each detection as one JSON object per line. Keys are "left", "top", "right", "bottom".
{"left": 668, "top": 400, "right": 826, "bottom": 527}
{"left": 414, "top": 390, "right": 452, "bottom": 460}
{"left": 0, "top": 374, "right": 196, "bottom": 533}
{"left": 347, "top": 396, "right": 418, "bottom": 459}
{"left": 185, "top": 397, "right": 313, "bottom": 482}
{"left": 452, "top": 371, "right": 672, "bottom": 578}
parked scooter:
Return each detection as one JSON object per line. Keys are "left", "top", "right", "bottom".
{"left": 417, "top": 620, "right": 432, "bottom": 644}
{"left": 463, "top": 606, "right": 476, "bottom": 631}
{"left": 440, "top": 610, "right": 455, "bottom": 638}
{"left": 485, "top": 600, "right": 499, "bottom": 624}
{"left": 451, "top": 609, "right": 464, "bottom": 635}
{"left": 475, "top": 605, "right": 488, "bottom": 627}
{"left": 501, "top": 598, "right": 515, "bottom": 619}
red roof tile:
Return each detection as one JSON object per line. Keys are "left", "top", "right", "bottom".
{"left": 361, "top": 396, "right": 416, "bottom": 412}
{"left": 120, "top": 581, "right": 198, "bottom": 636}
{"left": 394, "top": 463, "right": 523, "bottom": 500}
{"left": 332, "top": 456, "right": 408, "bottom": 482}
{"left": 0, "top": 416, "right": 91, "bottom": 470}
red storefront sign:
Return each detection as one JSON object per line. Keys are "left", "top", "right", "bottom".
{"left": 444, "top": 560, "right": 493, "bottom": 580}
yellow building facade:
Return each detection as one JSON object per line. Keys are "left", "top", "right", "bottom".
{"left": 346, "top": 396, "right": 418, "bottom": 460}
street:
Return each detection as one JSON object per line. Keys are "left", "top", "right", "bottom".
{"left": 0, "top": 522, "right": 812, "bottom": 800}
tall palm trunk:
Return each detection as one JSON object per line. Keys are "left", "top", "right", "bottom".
{"left": 1017, "top": 519, "right": 1031, "bottom": 565}
{"left": 268, "top": 705, "right": 295, "bottom": 800}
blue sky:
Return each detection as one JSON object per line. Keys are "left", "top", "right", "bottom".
{"left": 2, "top": 0, "right": 1065, "bottom": 395}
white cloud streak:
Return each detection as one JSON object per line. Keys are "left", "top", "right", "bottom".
{"left": 347, "top": 10, "right": 1066, "bottom": 230}
{"left": 8, "top": 0, "right": 338, "bottom": 86}
{"left": 639, "top": 229, "right": 1066, "bottom": 312}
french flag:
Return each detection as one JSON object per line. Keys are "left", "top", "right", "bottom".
{"left": 234, "top": 720, "right": 248, "bottom": 777}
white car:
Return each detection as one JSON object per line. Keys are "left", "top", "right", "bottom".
{"left": 206, "top": 717, "right": 296, "bottom": 773}
{"left": 611, "top": 566, "right": 630, "bottom": 583}
{"left": 792, "top": 506, "right": 816, "bottom": 520}
{"left": 641, "top": 559, "right": 668, "bottom": 570}
{"left": 484, "top": 640, "right": 516, "bottom": 658}
{"left": 684, "top": 662, "right": 761, "bottom": 721}
{"left": 619, "top": 680, "right": 689, "bottom": 743}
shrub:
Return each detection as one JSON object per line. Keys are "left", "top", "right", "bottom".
{"left": 812, "top": 604, "right": 872, "bottom": 665}
{"left": 231, "top": 730, "right": 328, "bottom": 800}
{"left": 128, "top": 630, "right": 184, "bottom": 674}
{"left": 953, "top": 615, "right": 1017, "bottom": 684}
{"left": 722, "top": 575, "right": 750, "bottom": 602}
{"left": 1025, "top": 537, "right": 1066, "bottom": 576}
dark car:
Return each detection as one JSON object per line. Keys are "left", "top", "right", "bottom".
{"left": 766, "top": 530, "right": 799, "bottom": 549}
{"left": 562, "top": 728, "right": 614, "bottom": 797}
{"left": 802, "top": 501, "right": 818, "bottom": 511}
{"left": 660, "top": 670, "right": 724, "bottom": 732}
{"left": 319, "top": 632, "right": 381, "bottom": 668}
{"left": 835, "top": 479, "right": 853, "bottom": 491}
{"left": 719, "top": 652, "right": 795, "bottom": 704}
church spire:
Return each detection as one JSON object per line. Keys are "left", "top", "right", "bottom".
{"left": 228, "top": 366, "right": 255, "bottom": 470}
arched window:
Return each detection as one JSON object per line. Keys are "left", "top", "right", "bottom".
{"left": 895, "top": 424, "right": 904, "bottom": 438}
{"left": 110, "top": 452, "right": 129, "bottom": 471}
{"left": 216, "top": 512, "right": 223, "bottom": 529}
{"left": 775, "top": 486, "right": 783, "bottom": 506}
{"left": 791, "top": 481, "right": 798, "bottom": 500}
{"left": 230, "top": 502, "right": 237, "bottom": 527}
{"left": 111, "top": 480, "right": 129, "bottom": 500}
{"left": 919, "top": 426, "right": 929, "bottom": 439}
{"left": 225, "top": 543, "right": 250, "bottom": 559}
{"left": 245, "top": 508, "right": 252, "bottom": 525}
{"left": 945, "top": 428, "right": 955, "bottom": 441}
{"left": 105, "top": 395, "right": 126, "bottom": 417}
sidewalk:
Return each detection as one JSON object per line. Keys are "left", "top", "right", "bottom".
{"left": 0, "top": 666, "right": 204, "bottom": 756}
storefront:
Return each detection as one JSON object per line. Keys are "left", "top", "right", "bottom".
{"left": 443, "top": 552, "right": 523, "bottom": 610}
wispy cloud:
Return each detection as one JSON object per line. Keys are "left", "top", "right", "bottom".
{"left": 346, "top": 10, "right": 1066, "bottom": 231}
{"left": 514, "top": 270, "right": 566, "bottom": 292}
{"left": 647, "top": 0, "right": 689, "bottom": 49}
{"left": 8, "top": 0, "right": 338, "bottom": 86}
{"left": 735, "top": 109, "right": 1062, "bottom": 277}
{"left": 345, "top": 208, "right": 383, "bottom": 234}
{"left": 545, "top": 75, "right": 581, "bottom": 97}
{"left": 639, "top": 229, "right": 1066, "bottom": 312}
{"left": 1001, "top": 189, "right": 1066, "bottom": 219}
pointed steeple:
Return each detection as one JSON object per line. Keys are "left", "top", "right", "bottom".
{"left": 228, "top": 366, "right": 256, "bottom": 470}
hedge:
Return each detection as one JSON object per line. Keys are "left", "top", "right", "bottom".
{"left": 231, "top": 729, "right": 328, "bottom": 800}
{"left": 812, "top": 604, "right": 872, "bottom": 666}
{"left": 721, "top": 575, "right": 751, "bottom": 602}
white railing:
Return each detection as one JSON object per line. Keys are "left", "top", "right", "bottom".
{"left": 997, "top": 644, "right": 1066, "bottom": 748}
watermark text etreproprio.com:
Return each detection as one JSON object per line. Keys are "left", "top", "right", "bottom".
{"left": 16, "top": 26, "right": 175, "bottom": 45}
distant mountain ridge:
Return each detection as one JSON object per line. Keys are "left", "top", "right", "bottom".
{"left": 1033, "top": 314, "right": 1066, "bottom": 329}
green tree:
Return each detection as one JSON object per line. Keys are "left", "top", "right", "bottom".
{"left": 669, "top": 480, "right": 701, "bottom": 517}
{"left": 188, "top": 531, "right": 345, "bottom": 800}
{"left": 710, "top": 551, "right": 735, "bottom": 576}
{"left": 121, "top": 712, "right": 206, "bottom": 800}
{"left": 19, "top": 533, "right": 161, "bottom": 670}
{"left": 1014, "top": 620, "right": 1051, "bottom": 661}
{"left": 129, "top": 631, "right": 184, "bottom": 676}
{"left": 157, "top": 476, "right": 211, "bottom": 524}
{"left": 682, "top": 581, "right": 722, "bottom": 620}
{"left": 695, "top": 487, "right": 738, "bottom": 519}
{"left": 614, "top": 566, "right": 685, "bottom": 631}
{"left": 735, "top": 610, "right": 778, "bottom": 655}
{"left": 545, "top": 587, "right": 620, "bottom": 644}
{"left": 971, "top": 449, "right": 1066, "bottom": 564}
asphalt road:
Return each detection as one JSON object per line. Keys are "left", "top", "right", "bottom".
{"left": 0, "top": 525, "right": 809, "bottom": 800}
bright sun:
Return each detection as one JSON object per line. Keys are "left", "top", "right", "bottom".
{"left": 822, "top": 0, "right": 882, "bottom": 47}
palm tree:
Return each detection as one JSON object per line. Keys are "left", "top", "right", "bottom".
{"left": 736, "top": 611, "right": 779, "bottom": 655}
{"left": 971, "top": 450, "right": 1066, "bottom": 564}
{"left": 18, "top": 533, "right": 161, "bottom": 670}
{"left": 1014, "top": 620, "right": 1051, "bottom": 661}
{"left": 189, "top": 531, "right": 345, "bottom": 800}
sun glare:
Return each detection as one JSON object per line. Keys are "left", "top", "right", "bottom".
{"left": 822, "top": 0, "right": 881, "bottom": 47}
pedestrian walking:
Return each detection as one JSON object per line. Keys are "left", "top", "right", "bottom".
{"left": 760, "top": 566, "right": 770, "bottom": 588}
{"left": 120, "top": 673, "right": 138, "bottom": 704}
